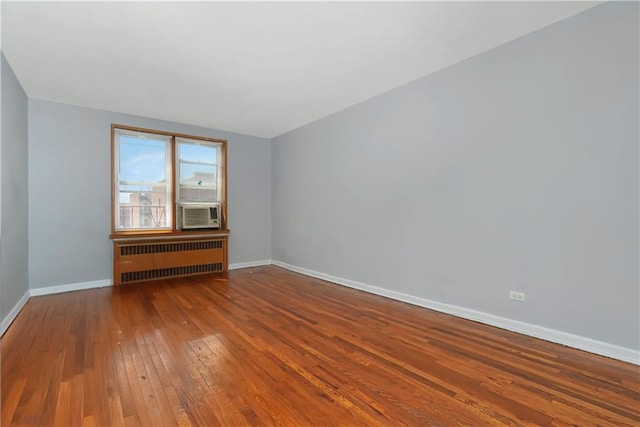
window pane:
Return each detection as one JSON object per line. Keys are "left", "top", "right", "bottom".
{"left": 178, "top": 143, "right": 218, "bottom": 164}
{"left": 119, "top": 135, "right": 167, "bottom": 182}
{"left": 179, "top": 163, "right": 218, "bottom": 202}
{"left": 116, "top": 131, "right": 171, "bottom": 230}
{"left": 117, "top": 186, "right": 169, "bottom": 229}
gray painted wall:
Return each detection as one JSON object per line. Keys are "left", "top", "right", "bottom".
{"left": 272, "top": 2, "right": 639, "bottom": 350}
{"left": 28, "top": 99, "right": 271, "bottom": 290}
{"left": 1, "top": 53, "right": 29, "bottom": 320}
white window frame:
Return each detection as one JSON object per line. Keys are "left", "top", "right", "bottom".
{"left": 175, "top": 137, "right": 223, "bottom": 204}
{"left": 113, "top": 128, "right": 173, "bottom": 231}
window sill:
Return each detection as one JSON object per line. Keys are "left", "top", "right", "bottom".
{"left": 110, "top": 229, "right": 230, "bottom": 242}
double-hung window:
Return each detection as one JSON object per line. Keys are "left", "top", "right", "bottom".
{"left": 114, "top": 129, "right": 172, "bottom": 231}
{"left": 176, "top": 137, "right": 222, "bottom": 204}
{"left": 112, "top": 125, "right": 227, "bottom": 234}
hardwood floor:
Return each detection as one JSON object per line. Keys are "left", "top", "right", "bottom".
{"left": 1, "top": 266, "right": 638, "bottom": 426}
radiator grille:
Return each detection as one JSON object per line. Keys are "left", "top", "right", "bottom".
{"left": 120, "top": 263, "right": 224, "bottom": 283}
{"left": 120, "top": 240, "right": 223, "bottom": 256}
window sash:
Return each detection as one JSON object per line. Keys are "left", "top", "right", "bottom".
{"left": 176, "top": 138, "right": 222, "bottom": 203}
{"left": 114, "top": 129, "right": 172, "bottom": 230}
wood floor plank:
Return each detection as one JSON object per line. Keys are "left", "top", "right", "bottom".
{"left": 0, "top": 377, "right": 26, "bottom": 425}
{"left": 2, "top": 265, "right": 639, "bottom": 426}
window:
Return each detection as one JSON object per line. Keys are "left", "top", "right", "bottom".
{"left": 114, "top": 129, "right": 172, "bottom": 231}
{"left": 177, "top": 137, "right": 222, "bottom": 203}
{"left": 112, "top": 125, "right": 227, "bottom": 234}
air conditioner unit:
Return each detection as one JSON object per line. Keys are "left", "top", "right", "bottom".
{"left": 180, "top": 204, "right": 220, "bottom": 229}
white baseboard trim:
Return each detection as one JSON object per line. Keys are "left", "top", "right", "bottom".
{"left": 229, "top": 260, "right": 272, "bottom": 270}
{"left": 1, "top": 291, "right": 30, "bottom": 336}
{"left": 29, "top": 279, "right": 113, "bottom": 297}
{"left": 271, "top": 260, "right": 639, "bottom": 365}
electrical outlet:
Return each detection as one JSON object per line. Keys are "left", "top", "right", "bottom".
{"left": 509, "top": 291, "right": 525, "bottom": 302}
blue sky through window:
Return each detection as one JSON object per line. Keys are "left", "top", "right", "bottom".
{"left": 179, "top": 143, "right": 217, "bottom": 163}
{"left": 119, "top": 135, "right": 167, "bottom": 183}
{"left": 118, "top": 135, "right": 220, "bottom": 203}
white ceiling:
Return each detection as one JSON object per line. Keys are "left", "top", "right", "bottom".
{"left": 2, "top": 1, "right": 599, "bottom": 138}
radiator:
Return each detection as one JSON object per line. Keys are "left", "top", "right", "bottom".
{"left": 113, "top": 237, "right": 227, "bottom": 285}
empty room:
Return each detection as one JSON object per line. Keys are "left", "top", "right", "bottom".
{"left": 1, "top": 1, "right": 638, "bottom": 426}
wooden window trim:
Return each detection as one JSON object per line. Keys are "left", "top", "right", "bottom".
{"left": 110, "top": 123, "right": 228, "bottom": 238}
